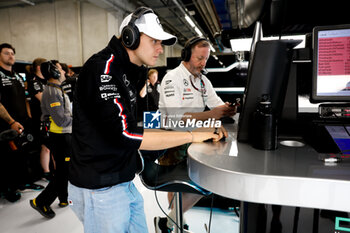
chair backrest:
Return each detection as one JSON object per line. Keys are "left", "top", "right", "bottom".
{"left": 139, "top": 156, "right": 211, "bottom": 195}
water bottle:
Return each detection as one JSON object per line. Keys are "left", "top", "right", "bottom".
{"left": 252, "top": 96, "right": 277, "bottom": 150}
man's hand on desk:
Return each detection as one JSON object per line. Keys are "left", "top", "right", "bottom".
{"left": 214, "top": 126, "right": 228, "bottom": 142}
{"left": 192, "top": 126, "right": 227, "bottom": 142}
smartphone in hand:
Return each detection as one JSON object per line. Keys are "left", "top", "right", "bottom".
{"left": 229, "top": 98, "right": 240, "bottom": 107}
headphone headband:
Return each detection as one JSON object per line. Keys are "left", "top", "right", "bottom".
{"left": 181, "top": 37, "right": 209, "bottom": 62}
{"left": 129, "top": 7, "right": 153, "bottom": 25}
{"left": 121, "top": 7, "right": 154, "bottom": 50}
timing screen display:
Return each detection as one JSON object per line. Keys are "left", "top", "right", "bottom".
{"left": 317, "top": 28, "right": 350, "bottom": 96}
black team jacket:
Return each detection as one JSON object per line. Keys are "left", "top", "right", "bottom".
{"left": 69, "top": 36, "right": 147, "bottom": 189}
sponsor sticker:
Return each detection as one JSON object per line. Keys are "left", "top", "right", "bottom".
{"left": 50, "top": 102, "right": 61, "bottom": 107}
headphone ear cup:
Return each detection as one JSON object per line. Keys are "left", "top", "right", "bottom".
{"left": 181, "top": 48, "right": 186, "bottom": 61}
{"left": 121, "top": 24, "right": 140, "bottom": 50}
{"left": 181, "top": 47, "right": 191, "bottom": 62}
{"left": 48, "top": 62, "right": 61, "bottom": 79}
{"left": 51, "top": 67, "right": 61, "bottom": 79}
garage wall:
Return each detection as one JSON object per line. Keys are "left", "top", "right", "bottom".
{"left": 0, "top": 0, "right": 181, "bottom": 67}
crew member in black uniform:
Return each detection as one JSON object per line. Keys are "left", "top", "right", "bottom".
{"left": 0, "top": 43, "right": 43, "bottom": 202}
{"left": 60, "top": 63, "right": 77, "bottom": 103}
{"left": 68, "top": 7, "right": 224, "bottom": 233}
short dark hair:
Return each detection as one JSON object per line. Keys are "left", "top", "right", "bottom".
{"left": 32, "top": 57, "right": 47, "bottom": 74}
{"left": 0, "top": 43, "right": 16, "bottom": 54}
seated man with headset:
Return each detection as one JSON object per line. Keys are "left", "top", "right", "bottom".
{"left": 157, "top": 37, "right": 237, "bottom": 232}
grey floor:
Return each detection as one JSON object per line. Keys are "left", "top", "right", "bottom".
{"left": 0, "top": 177, "right": 239, "bottom": 233}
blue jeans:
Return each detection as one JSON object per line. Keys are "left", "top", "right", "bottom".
{"left": 68, "top": 181, "right": 148, "bottom": 233}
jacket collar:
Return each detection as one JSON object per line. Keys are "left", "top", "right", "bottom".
{"left": 0, "top": 66, "right": 14, "bottom": 77}
{"left": 107, "top": 36, "right": 148, "bottom": 85}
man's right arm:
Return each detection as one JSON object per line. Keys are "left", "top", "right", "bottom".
{"left": 139, "top": 127, "right": 223, "bottom": 150}
{"left": 0, "top": 102, "right": 14, "bottom": 124}
{"left": 0, "top": 102, "right": 24, "bottom": 133}
{"left": 34, "top": 92, "right": 42, "bottom": 102}
{"left": 139, "top": 81, "right": 148, "bottom": 98}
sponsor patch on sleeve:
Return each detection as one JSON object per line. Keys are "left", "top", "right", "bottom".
{"left": 50, "top": 102, "right": 61, "bottom": 107}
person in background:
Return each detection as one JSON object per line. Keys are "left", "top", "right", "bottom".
{"left": 68, "top": 7, "right": 224, "bottom": 233}
{"left": 139, "top": 68, "right": 160, "bottom": 111}
{"left": 60, "top": 63, "right": 77, "bottom": 103}
{"left": 156, "top": 37, "right": 237, "bottom": 232}
{"left": 0, "top": 43, "right": 44, "bottom": 202}
{"left": 27, "top": 57, "right": 52, "bottom": 181}
{"left": 30, "top": 60, "right": 72, "bottom": 219}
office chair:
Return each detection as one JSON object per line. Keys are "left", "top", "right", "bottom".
{"left": 139, "top": 154, "right": 211, "bottom": 233}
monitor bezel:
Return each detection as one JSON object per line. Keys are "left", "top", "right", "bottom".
{"left": 311, "top": 24, "right": 350, "bottom": 103}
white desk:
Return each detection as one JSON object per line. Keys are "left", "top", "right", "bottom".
{"left": 188, "top": 124, "right": 350, "bottom": 212}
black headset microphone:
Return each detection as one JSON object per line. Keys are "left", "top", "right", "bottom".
{"left": 201, "top": 68, "right": 208, "bottom": 75}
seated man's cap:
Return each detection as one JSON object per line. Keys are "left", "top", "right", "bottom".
{"left": 119, "top": 11, "right": 177, "bottom": 46}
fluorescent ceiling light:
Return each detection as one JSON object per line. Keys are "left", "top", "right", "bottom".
{"left": 20, "top": 0, "right": 35, "bottom": 5}
{"left": 209, "top": 43, "right": 216, "bottom": 52}
{"left": 194, "top": 27, "right": 203, "bottom": 37}
{"left": 185, "top": 15, "right": 195, "bottom": 28}
{"left": 230, "top": 35, "right": 306, "bottom": 52}
{"left": 230, "top": 38, "right": 252, "bottom": 52}
{"left": 262, "top": 35, "right": 306, "bottom": 48}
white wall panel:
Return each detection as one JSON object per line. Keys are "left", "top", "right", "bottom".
{"left": 55, "top": 1, "right": 82, "bottom": 66}
{"left": 0, "top": 9, "right": 12, "bottom": 45}
{"left": 81, "top": 2, "right": 108, "bottom": 63}
{"left": 0, "top": 0, "right": 180, "bottom": 67}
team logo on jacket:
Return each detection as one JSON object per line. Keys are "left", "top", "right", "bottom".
{"left": 123, "top": 74, "right": 130, "bottom": 86}
{"left": 100, "top": 75, "right": 112, "bottom": 83}
{"left": 143, "top": 110, "right": 161, "bottom": 129}
{"left": 183, "top": 79, "right": 189, "bottom": 86}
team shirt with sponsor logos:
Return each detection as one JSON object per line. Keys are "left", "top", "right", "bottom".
{"left": 159, "top": 62, "right": 224, "bottom": 121}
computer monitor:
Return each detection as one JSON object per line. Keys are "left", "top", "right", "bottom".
{"left": 311, "top": 24, "right": 350, "bottom": 102}
{"left": 237, "top": 39, "right": 301, "bottom": 142}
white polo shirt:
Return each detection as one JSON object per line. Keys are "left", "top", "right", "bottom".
{"left": 159, "top": 62, "right": 224, "bottom": 121}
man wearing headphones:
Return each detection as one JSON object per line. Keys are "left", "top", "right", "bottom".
{"left": 156, "top": 37, "right": 236, "bottom": 232}
{"left": 30, "top": 60, "right": 72, "bottom": 219}
{"left": 68, "top": 7, "right": 224, "bottom": 233}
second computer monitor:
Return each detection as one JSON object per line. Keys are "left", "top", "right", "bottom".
{"left": 237, "top": 39, "right": 301, "bottom": 143}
